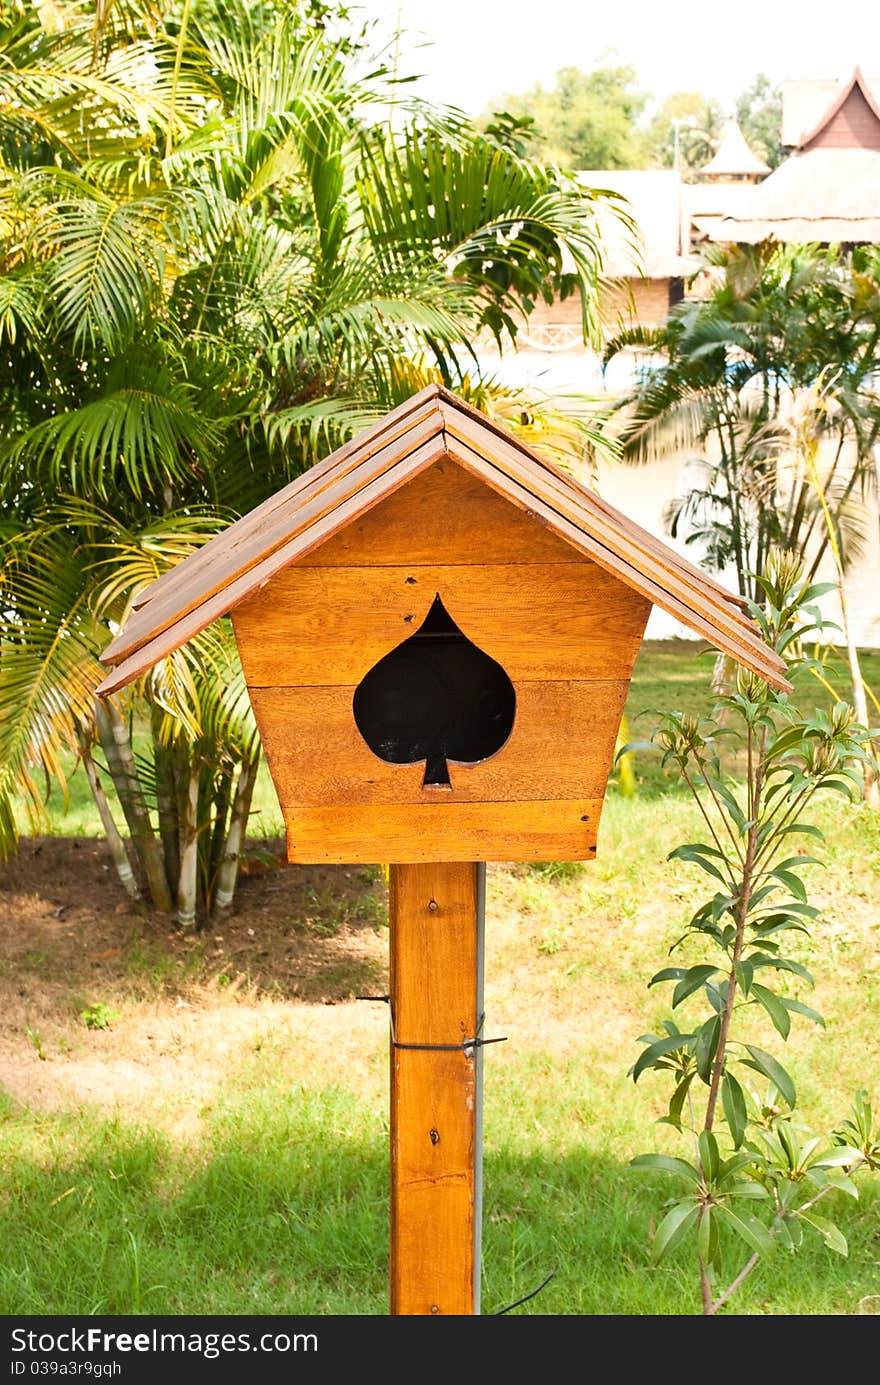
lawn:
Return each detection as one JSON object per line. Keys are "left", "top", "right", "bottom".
{"left": 0, "top": 640, "right": 878, "bottom": 1316}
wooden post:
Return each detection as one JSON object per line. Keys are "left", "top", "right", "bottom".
{"left": 389, "top": 861, "right": 485, "bottom": 1315}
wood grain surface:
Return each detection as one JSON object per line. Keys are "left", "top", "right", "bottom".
{"left": 232, "top": 562, "right": 650, "bottom": 687}
{"left": 389, "top": 861, "right": 481, "bottom": 1315}
{"left": 250, "top": 680, "right": 628, "bottom": 805}
{"left": 281, "top": 799, "right": 602, "bottom": 863}
{"left": 296, "top": 457, "right": 580, "bottom": 567}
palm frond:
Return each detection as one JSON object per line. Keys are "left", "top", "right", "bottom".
{"left": 0, "top": 267, "right": 42, "bottom": 343}
{"left": 613, "top": 384, "right": 722, "bottom": 465}
{"left": 0, "top": 530, "right": 104, "bottom": 855}
{"left": 148, "top": 622, "right": 259, "bottom": 761}
{"left": 356, "top": 127, "right": 617, "bottom": 346}
{"left": 26, "top": 177, "right": 167, "bottom": 346}
{"left": 1, "top": 358, "right": 227, "bottom": 499}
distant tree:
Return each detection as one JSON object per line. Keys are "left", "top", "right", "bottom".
{"left": 487, "top": 61, "right": 649, "bottom": 169}
{"left": 736, "top": 73, "right": 785, "bottom": 169}
{"left": 647, "top": 91, "right": 724, "bottom": 177}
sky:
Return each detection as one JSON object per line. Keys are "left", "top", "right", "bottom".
{"left": 359, "top": 0, "right": 879, "bottom": 116}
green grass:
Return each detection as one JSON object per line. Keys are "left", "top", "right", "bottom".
{"left": 2, "top": 637, "right": 879, "bottom": 1315}
{"left": 1, "top": 1055, "right": 878, "bottom": 1315}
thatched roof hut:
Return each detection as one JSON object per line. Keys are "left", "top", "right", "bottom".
{"left": 700, "top": 121, "right": 770, "bottom": 180}
{"left": 703, "top": 69, "right": 880, "bottom": 245}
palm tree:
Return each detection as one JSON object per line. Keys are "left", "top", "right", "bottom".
{"left": 605, "top": 241, "right": 880, "bottom": 797}
{"left": 605, "top": 241, "right": 880, "bottom": 604}
{"left": 0, "top": 0, "right": 620, "bottom": 921}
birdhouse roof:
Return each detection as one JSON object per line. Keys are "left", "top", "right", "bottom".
{"left": 97, "top": 385, "right": 790, "bottom": 693}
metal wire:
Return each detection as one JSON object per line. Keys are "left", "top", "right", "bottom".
{"left": 494, "top": 1270, "right": 557, "bottom": 1315}
{"left": 356, "top": 994, "right": 507, "bottom": 1055}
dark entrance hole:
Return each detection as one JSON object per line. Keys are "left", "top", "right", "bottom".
{"left": 352, "top": 594, "right": 516, "bottom": 788}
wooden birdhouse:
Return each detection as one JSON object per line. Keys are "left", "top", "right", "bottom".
{"left": 98, "top": 385, "right": 789, "bottom": 1318}
{"left": 98, "top": 385, "right": 789, "bottom": 864}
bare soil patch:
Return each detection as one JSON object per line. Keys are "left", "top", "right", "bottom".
{"left": 0, "top": 837, "right": 390, "bottom": 1130}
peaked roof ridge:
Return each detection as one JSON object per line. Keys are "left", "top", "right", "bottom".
{"left": 435, "top": 412, "right": 784, "bottom": 682}
{"left": 799, "top": 65, "right": 880, "bottom": 150}
{"left": 97, "top": 435, "right": 449, "bottom": 694}
{"left": 98, "top": 386, "right": 790, "bottom": 697}
{"left": 436, "top": 392, "right": 753, "bottom": 619}
{"left": 129, "top": 385, "right": 445, "bottom": 618}
{"left": 104, "top": 402, "right": 446, "bottom": 667}
{"left": 701, "top": 119, "right": 770, "bottom": 176}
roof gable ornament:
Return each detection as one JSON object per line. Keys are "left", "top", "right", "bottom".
{"left": 798, "top": 66, "right": 880, "bottom": 152}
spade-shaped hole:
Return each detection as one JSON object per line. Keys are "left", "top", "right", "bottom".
{"left": 352, "top": 594, "right": 516, "bottom": 788}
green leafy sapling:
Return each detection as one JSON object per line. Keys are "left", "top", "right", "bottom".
{"left": 625, "top": 554, "right": 879, "bottom": 1315}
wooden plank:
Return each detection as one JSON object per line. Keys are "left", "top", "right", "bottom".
{"left": 233, "top": 563, "right": 651, "bottom": 687}
{"left": 389, "top": 861, "right": 481, "bottom": 1315}
{"left": 102, "top": 412, "right": 445, "bottom": 664}
{"left": 436, "top": 390, "right": 752, "bottom": 612}
{"left": 251, "top": 680, "right": 629, "bottom": 805}
{"left": 442, "top": 406, "right": 762, "bottom": 639}
{"left": 444, "top": 436, "right": 792, "bottom": 689}
{"left": 130, "top": 387, "right": 445, "bottom": 613}
{"left": 95, "top": 440, "right": 448, "bottom": 696}
{"left": 296, "top": 458, "right": 581, "bottom": 566}
{"left": 282, "top": 799, "right": 603, "bottom": 863}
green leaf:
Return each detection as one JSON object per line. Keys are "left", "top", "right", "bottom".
{"left": 814, "top": 1147, "right": 864, "bottom": 1169}
{"left": 667, "top": 1069, "right": 696, "bottom": 1129}
{"left": 734, "top": 958, "right": 754, "bottom": 996}
{"left": 717, "top": 1151, "right": 757, "bottom": 1181}
{"left": 816, "top": 779, "right": 859, "bottom": 799}
{"left": 767, "top": 726, "right": 810, "bottom": 759}
{"left": 722, "top": 1072, "right": 748, "bottom": 1148}
{"left": 695, "top": 1016, "right": 721, "bottom": 1084}
{"left": 751, "top": 983, "right": 791, "bottom": 1040}
{"left": 768, "top": 869, "right": 808, "bottom": 903}
{"left": 672, "top": 965, "right": 719, "bottom": 1008}
{"left": 668, "top": 845, "right": 730, "bottom": 885}
{"left": 715, "top": 1204, "right": 773, "bottom": 1257}
{"left": 820, "top": 1171, "right": 860, "bottom": 1200}
{"left": 648, "top": 967, "right": 686, "bottom": 988}
{"left": 742, "top": 1046, "right": 796, "bottom": 1108}
{"left": 712, "top": 781, "right": 747, "bottom": 832}
{"left": 669, "top": 841, "right": 727, "bottom": 860}
{"left": 748, "top": 954, "right": 814, "bottom": 986}
{"left": 780, "top": 997, "right": 825, "bottom": 1028}
{"left": 770, "top": 855, "right": 823, "bottom": 874}
{"left": 798, "top": 1211, "right": 848, "bottom": 1256}
{"left": 632, "top": 1032, "right": 695, "bottom": 1083}
{"left": 630, "top": 1153, "right": 701, "bottom": 1183}
{"left": 797, "top": 581, "right": 839, "bottom": 605}
{"left": 697, "top": 1205, "right": 713, "bottom": 1264}
{"left": 726, "top": 1181, "right": 771, "bottom": 1199}
{"left": 776, "top": 823, "right": 825, "bottom": 845}
{"left": 762, "top": 901, "right": 821, "bottom": 919}
{"left": 779, "top": 1214, "right": 803, "bottom": 1250}
{"left": 705, "top": 981, "right": 726, "bottom": 1014}
{"left": 699, "top": 1129, "right": 720, "bottom": 1183}
{"left": 653, "top": 1200, "right": 700, "bottom": 1260}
